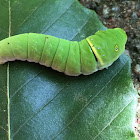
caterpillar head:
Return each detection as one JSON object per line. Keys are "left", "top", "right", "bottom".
{"left": 86, "top": 28, "right": 127, "bottom": 69}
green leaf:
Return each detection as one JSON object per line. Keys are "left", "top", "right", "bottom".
{"left": 0, "top": 0, "right": 138, "bottom": 140}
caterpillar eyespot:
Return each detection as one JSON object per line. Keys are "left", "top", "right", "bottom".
{"left": 0, "top": 28, "right": 127, "bottom": 76}
{"left": 115, "top": 45, "right": 119, "bottom": 51}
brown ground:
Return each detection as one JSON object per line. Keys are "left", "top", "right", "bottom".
{"left": 79, "top": 0, "right": 140, "bottom": 139}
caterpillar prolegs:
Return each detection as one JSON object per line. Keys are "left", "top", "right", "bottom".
{"left": 0, "top": 28, "right": 127, "bottom": 76}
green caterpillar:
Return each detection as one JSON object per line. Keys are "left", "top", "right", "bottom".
{"left": 0, "top": 28, "right": 127, "bottom": 76}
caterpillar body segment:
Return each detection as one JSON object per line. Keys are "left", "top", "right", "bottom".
{"left": 79, "top": 39, "right": 97, "bottom": 75}
{"left": 86, "top": 28, "right": 127, "bottom": 70}
{"left": 65, "top": 41, "right": 81, "bottom": 76}
{"left": 0, "top": 28, "right": 127, "bottom": 76}
{"left": 9, "top": 34, "right": 28, "bottom": 61}
{"left": 0, "top": 34, "right": 28, "bottom": 64}
{"left": 52, "top": 39, "right": 70, "bottom": 73}
{"left": 28, "top": 33, "right": 46, "bottom": 63}
{"left": 39, "top": 35, "right": 60, "bottom": 67}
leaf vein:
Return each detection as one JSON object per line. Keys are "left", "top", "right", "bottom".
{"left": 71, "top": 13, "right": 92, "bottom": 41}
{"left": 12, "top": 80, "right": 72, "bottom": 138}
{"left": 13, "top": 0, "right": 47, "bottom": 33}
{"left": 0, "top": 88, "right": 6, "bottom": 94}
{"left": 0, "top": 125, "right": 8, "bottom": 133}
{"left": 10, "top": 71, "right": 42, "bottom": 99}
{"left": 52, "top": 59, "right": 129, "bottom": 139}
{"left": 93, "top": 98, "right": 135, "bottom": 140}
{"left": 41, "top": 0, "right": 74, "bottom": 34}
{"left": 0, "top": 28, "right": 9, "bottom": 34}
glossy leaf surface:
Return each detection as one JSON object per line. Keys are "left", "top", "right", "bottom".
{"left": 0, "top": 0, "right": 137, "bottom": 140}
